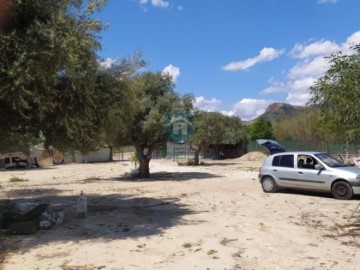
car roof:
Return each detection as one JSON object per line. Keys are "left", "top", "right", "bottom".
{"left": 270, "top": 151, "right": 324, "bottom": 155}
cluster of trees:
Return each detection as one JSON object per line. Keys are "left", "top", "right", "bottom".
{"left": 0, "top": 0, "right": 247, "bottom": 177}
{"left": 0, "top": 0, "right": 192, "bottom": 177}
{"left": 2, "top": 0, "right": 359, "bottom": 177}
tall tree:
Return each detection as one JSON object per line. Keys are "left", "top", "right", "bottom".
{"left": 190, "top": 111, "right": 246, "bottom": 165}
{"left": 96, "top": 54, "right": 145, "bottom": 158}
{"left": 190, "top": 111, "right": 225, "bottom": 165}
{"left": 246, "top": 118, "right": 274, "bottom": 141}
{"left": 310, "top": 44, "right": 360, "bottom": 141}
{"left": 0, "top": 0, "right": 107, "bottom": 153}
{"left": 124, "top": 72, "right": 186, "bottom": 178}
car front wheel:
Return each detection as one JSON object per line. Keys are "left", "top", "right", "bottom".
{"left": 261, "top": 176, "right": 277, "bottom": 193}
{"left": 331, "top": 181, "right": 353, "bottom": 200}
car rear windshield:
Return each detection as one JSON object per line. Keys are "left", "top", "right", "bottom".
{"left": 272, "top": 154, "right": 294, "bottom": 168}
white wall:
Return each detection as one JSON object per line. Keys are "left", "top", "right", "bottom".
{"left": 75, "top": 148, "right": 111, "bottom": 163}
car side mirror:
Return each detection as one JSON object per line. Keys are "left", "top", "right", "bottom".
{"left": 315, "top": 164, "right": 324, "bottom": 171}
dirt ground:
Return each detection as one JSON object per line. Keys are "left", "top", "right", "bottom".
{"left": 1, "top": 152, "right": 360, "bottom": 270}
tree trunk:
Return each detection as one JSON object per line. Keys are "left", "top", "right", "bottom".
{"left": 191, "top": 145, "right": 201, "bottom": 166}
{"left": 138, "top": 158, "right": 150, "bottom": 178}
{"left": 136, "top": 146, "right": 152, "bottom": 178}
{"left": 194, "top": 150, "right": 200, "bottom": 165}
{"left": 109, "top": 146, "right": 113, "bottom": 162}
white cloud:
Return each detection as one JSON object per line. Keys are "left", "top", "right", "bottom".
{"left": 194, "top": 96, "right": 222, "bottom": 112}
{"left": 291, "top": 40, "right": 339, "bottom": 59}
{"left": 290, "top": 31, "right": 360, "bottom": 59}
{"left": 99, "top": 57, "right": 118, "bottom": 69}
{"left": 222, "top": 47, "right": 284, "bottom": 71}
{"left": 232, "top": 99, "right": 274, "bottom": 121}
{"left": 289, "top": 56, "right": 329, "bottom": 79}
{"left": 343, "top": 31, "right": 360, "bottom": 53}
{"left": 220, "top": 110, "right": 235, "bottom": 117}
{"left": 139, "top": 0, "right": 169, "bottom": 8}
{"left": 317, "top": 0, "right": 338, "bottom": 3}
{"left": 162, "top": 64, "right": 180, "bottom": 83}
{"left": 261, "top": 30, "right": 360, "bottom": 107}
{"left": 286, "top": 78, "right": 316, "bottom": 106}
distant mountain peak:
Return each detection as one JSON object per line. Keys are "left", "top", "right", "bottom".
{"left": 253, "top": 103, "right": 304, "bottom": 122}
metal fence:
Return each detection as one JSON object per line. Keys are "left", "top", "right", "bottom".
{"left": 247, "top": 140, "right": 360, "bottom": 157}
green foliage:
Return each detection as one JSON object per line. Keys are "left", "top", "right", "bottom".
{"left": 191, "top": 111, "right": 246, "bottom": 146}
{"left": 95, "top": 53, "right": 145, "bottom": 149}
{"left": 0, "top": 0, "right": 108, "bottom": 152}
{"left": 118, "top": 72, "right": 189, "bottom": 177}
{"left": 310, "top": 44, "right": 360, "bottom": 142}
{"left": 0, "top": 131, "right": 42, "bottom": 154}
{"left": 128, "top": 72, "right": 181, "bottom": 148}
{"left": 190, "top": 111, "right": 246, "bottom": 164}
{"left": 272, "top": 108, "right": 335, "bottom": 143}
{"left": 182, "top": 242, "right": 192, "bottom": 248}
{"left": 246, "top": 118, "right": 274, "bottom": 141}
{"left": 9, "top": 177, "right": 28, "bottom": 183}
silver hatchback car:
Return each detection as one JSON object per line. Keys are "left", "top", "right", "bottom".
{"left": 258, "top": 141, "right": 360, "bottom": 200}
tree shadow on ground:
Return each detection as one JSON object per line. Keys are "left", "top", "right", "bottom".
{"left": 199, "top": 162, "right": 238, "bottom": 167}
{"left": 0, "top": 190, "right": 200, "bottom": 257}
{"left": 113, "top": 171, "right": 222, "bottom": 182}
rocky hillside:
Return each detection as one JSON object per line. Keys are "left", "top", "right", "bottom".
{"left": 254, "top": 103, "right": 304, "bottom": 122}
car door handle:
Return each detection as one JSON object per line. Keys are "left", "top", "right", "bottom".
{"left": 298, "top": 172, "right": 303, "bottom": 174}
{"left": 273, "top": 169, "right": 277, "bottom": 172}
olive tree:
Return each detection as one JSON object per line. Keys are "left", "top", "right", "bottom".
{"left": 310, "top": 44, "right": 360, "bottom": 141}
{"left": 190, "top": 111, "right": 246, "bottom": 165}
{"left": 0, "top": 0, "right": 108, "bottom": 153}
{"left": 124, "top": 72, "right": 188, "bottom": 178}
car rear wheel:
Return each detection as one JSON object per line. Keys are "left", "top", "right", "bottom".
{"left": 261, "top": 176, "right": 277, "bottom": 193}
{"left": 331, "top": 181, "right": 353, "bottom": 200}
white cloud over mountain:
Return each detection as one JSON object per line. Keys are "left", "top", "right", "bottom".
{"left": 232, "top": 99, "right": 274, "bottom": 121}
{"left": 262, "top": 30, "right": 360, "bottom": 107}
{"left": 200, "top": 30, "right": 360, "bottom": 121}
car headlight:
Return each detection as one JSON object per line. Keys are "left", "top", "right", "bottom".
{"left": 357, "top": 175, "right": 360, "bottom": 180}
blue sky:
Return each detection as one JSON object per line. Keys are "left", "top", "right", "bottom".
{"left": 96, "top": 0, "right": 360, "bottom": 121}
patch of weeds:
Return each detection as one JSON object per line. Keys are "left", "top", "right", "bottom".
{"left": 9, "top": 177, "right": 28, "bottom": 183}
{"left": 182, "top": 242, "right": 192, "bottom": 249}
{"left": 207, "top": 249, "right": 219, "bottom": 259}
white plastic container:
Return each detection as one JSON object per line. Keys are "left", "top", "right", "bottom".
{"left": 77, "top": 191, "right": 87, "bottom": 218}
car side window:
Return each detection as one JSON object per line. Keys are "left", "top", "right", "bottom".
{"left": 272, "top": 154, "right": 294, "bottom": 168}
{"left": 301, "top": 155, "right": 317, "bottom": 169}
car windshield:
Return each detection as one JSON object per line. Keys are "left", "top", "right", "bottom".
{"left": 315, "top": 153, "right": 347, "bottom": 167}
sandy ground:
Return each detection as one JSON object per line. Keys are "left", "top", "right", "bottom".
{"left": 1, "top": 153, "right": 360, "bottom": 270}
